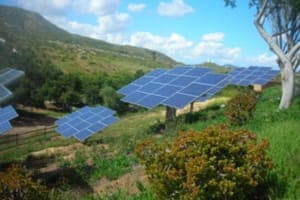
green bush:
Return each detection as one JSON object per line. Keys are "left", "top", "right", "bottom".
{"left": 225, "top": 90, "right": 258, "bottom": 126}
{"left": 136, "top": 125, "right": 274, "bottom": 200}
{"left": 0, "top": 165, "right": 49, "bottom": 200}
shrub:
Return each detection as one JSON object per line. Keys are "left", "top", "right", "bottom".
{"left": 225, "top": 90, "right": 258, "bottom": 126}
{"left": 0, "top": 164, "right": 49, "bottom": 200}
{"left": 136, "top": 125, "right": 273, "bottom": 200}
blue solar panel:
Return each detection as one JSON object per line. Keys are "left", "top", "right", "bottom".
{"left": 0, "top": 68, "right": 25, "bottom": 85}
{"left": 74, "top": 129, "right": 94, "bottom": 142}
{"left": 180, "top": 83, "right": 211, "bottom": 97}
{"left": 118, "top": 65, "right": 278, "bottom": 110}
{"left": 0, "top": 85, "right": 12, "bottom": 102}
{"left": 0, "top": 121, "right": 12, "bottom": 134}
{"left": 146, "top": 68, "right": 168, "bottom": 77}
{"left": 137, "top": 94, "right": 166, "bottom": 109}
{"left": 253, "top": 78, "right": 269, "bottom": 85}
{"left": 195, "top": 73, "right": 227, "bottom": 85}
{"left": 132, "top": 76, "right": 154, "bottom": 85}
{"left": 153, "top": 85, "right": 182, "bottom": 97}
{"left": 55, "top": 105, "right": 118, "bottom": 141}
{"left": 152, "top": 74, "right": 177, "bottom": 83}
{"left": 0, "top": 105, "right": 18, "bottom": 121}
{"left": 168, "top": 66, "right": 193, "bottom": 75}
{"left": 184, "top": 67, "right": 211, "bottom": 77}
{"left": 122, "top": 91, "right": 148, "bottom": 104}
{"left": 163, "top": 93, "right": 197, "bottom": 109}
{"left": 138, "top": 82, "right": 164, "bottom": 93}
{"left": 170, "top": 76, "right": 198, "bottom": 87}
{"left": 102, "top": 116, "right": 119, "bottom": 125}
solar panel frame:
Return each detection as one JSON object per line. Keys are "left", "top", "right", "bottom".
{"left": 0, "top": 85, "right": 12, "bottom": 102}
{"left": 162, "top": 93, "right": 198, "bottom": 109}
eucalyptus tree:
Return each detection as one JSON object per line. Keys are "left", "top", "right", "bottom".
{"left": 225, "top": 0, "right": 300, "bottom": 109}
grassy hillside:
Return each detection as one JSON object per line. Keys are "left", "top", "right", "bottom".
{"left": 0, "top": 84, "right": 299, "bottom": 199}
{"left": 0, "top": 5, "right": 176, "bottom": 74}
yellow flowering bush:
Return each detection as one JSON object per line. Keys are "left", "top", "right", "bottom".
{"left": 136, "top": 125, "right": 273, "bottom": 199}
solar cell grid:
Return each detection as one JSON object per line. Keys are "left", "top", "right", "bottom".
{"left": 169, "top": 76, "right": 198, "bottom": 87}
{"left": 168, "top": 66, "right": 193, "bottom": 75}
{"left": 184, "top": 67, "right": 211, "bottom": 77}
{"left": 55, "top": 105, "right": 118, "bottom": 141}
{"left": 195, "top": 73, "right": 227, "bottom": 85}
{"left": 132, "top": 76, "right": 154, "bottom": 85}
{"left": 122, "top": 91, "right": 148, "bottom": 104}
{"left": 153, "top": 85, "right": 181, "bottom": 97}
{"left": 163, "top": 93, "right": 197, "bottom": 109}
{"left": 146, "top": 68, "right": 168, "bottom": 77}
{"left": 117, "top": 84, "right": 140, "bottom": 96}
{"left": 180, "top": 83, "right": 211, "bottom": 97}
{"left": 137, "top": 82, "right": 164, "bottom": 93}
{"left": 136, "top": 94, "right": 166, "bottom": 109}
{"left": 152, "top": 74, "right": 177, "bottom": 84}
{"left": 0, "top": 85, "right": 12, "bottom": 101}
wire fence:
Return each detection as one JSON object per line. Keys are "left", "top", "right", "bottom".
{"left": 0, "top": 126, "right": 57, "bottom": 152}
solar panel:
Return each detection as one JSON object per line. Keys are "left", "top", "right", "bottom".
{"left": 55, "top": 105, "right": 118, "bottom": 141}
{"left": 0, "top": 68, "right": 25, "bottom": 85}
{"left": 0, "top": 121, "right": 12, "bottom": 134}
{"left": 146, "top": 68, "right": 168, "bottom": 77}
{"left": 0, "top": 105, "right": 18, "bottom": 135}
{"left": 169, "top": 76, "right": 198, "bottom": 87}
{"left": 184, "top": 67, "right": 211, "bottom": 77}
{"left": 163, "top": 93, "right": 198, "bottom": 109}
{"left": 119, "top": 65, "right": 279, "bottom": 110}
{"left": 180, "top": 83, "right": 211, "bottom": 97}
{"left": 195, "top": 73, "right": 228, "bottom": 85}
{"left": 152, "top": 74, "right": 177, "bottom": 84}
{"left": 137, "top": 94, "right": 166, "bottom": 109}
{"left": 0, "top": 85, "right": 12, "bottom": 102}
{"left": 153, "top": 85, "right": 182, "bottom": 97}
{"left": 168, "top": 66, "right": 193, "bottom": 75}
{"left": 138, "top": 82, "right": 164, "bottom": 93}
{"left": 122, "top": 91, "right": 148, "bottom": 104}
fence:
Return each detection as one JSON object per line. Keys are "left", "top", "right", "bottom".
{"left": 0, "top": 126, "right": 57, "bottom": 152}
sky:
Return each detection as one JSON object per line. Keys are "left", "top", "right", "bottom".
{"left": 0, "top": 0, "right": 278, "bottom": 67}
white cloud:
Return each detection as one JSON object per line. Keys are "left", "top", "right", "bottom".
{"left": 129, "top": 32, "right": 193, "bottom": 58}
{"left": 88, "top": 0, "right": 120, "bottom": 16}
{"left": 128, "top": 3, "right": 146, "bottom": 12}
{"left": 246, "top": 53, "right": 277, "bottom": 66}
{"left": 191, "top": 33, "right": 242, "bottom": 64}
{"left": 202, "top": 32, "right": 224, "bottom": 42}
{"left": 158, "top": 0, "right": 194, "bottom": 17}
{"left": 97, "top": 13, "right": 129, "bottom": 33}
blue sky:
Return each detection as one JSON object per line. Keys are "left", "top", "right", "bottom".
{"left": 0, "top": 0, "right": 277, "bottom": 67}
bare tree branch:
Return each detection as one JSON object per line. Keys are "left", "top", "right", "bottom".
{"left": 254, "top": 2, "right": 289, "bottom": 65}
{"left": 287, "top": 43, "right": 300, "bottom": 59}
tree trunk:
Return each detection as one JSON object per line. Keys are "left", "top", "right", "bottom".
{"left": 279, "top": 62, "right": 295, "bottom": 109}
{"left": 165, "top": 106, "right": 176, "bottom": 132}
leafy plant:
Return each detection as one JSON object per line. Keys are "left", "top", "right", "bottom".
{"left": 136, "top": 125, "right": 274, "bottom": 199}
{"left": 91, "top": 154, "right": 133, "bottom": 180}
{"left": 0, "top": 164, "right": 49, "bottom": 200}
{"left": 225, "top": 90, "right": 258, "bottom": 126}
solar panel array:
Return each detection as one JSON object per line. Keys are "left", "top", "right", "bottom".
{"left": 0, "top": 68, "right": 25, "bottom": 85}
{"left": 0, "top": 105, "right": 18, "bottom": 134}
{"left": 118, "top": 66, "right": 229, "bottom": 109}
{"left": 228, "top": 66, "right": 280, "bottom": 86}
{"left": 118, "top": 66, "right": 279, "bottom": 110}
{"left": 55, "top": 105, "right": 119, "bottom": 142}
{"left": 0, "top": 68, "right": 25, "bottom": 103}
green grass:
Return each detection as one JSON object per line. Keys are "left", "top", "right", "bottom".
{"left": 186, "top": 85, "right": 300, "bottom": 199}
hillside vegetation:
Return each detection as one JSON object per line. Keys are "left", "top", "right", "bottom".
{"left": 0, "top": 5, "right": 176, "bottom": 74}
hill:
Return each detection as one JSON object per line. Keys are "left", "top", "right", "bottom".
{"left": 0, "top": 5, "right": 176, "bottom": 74}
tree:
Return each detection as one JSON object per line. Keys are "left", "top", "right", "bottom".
{"left": 225, "top": 0, "right": 300, "bottom": 109}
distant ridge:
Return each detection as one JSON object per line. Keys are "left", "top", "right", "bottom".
{"left": 0, "top": 5, "right": 176, "bottom": 74}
